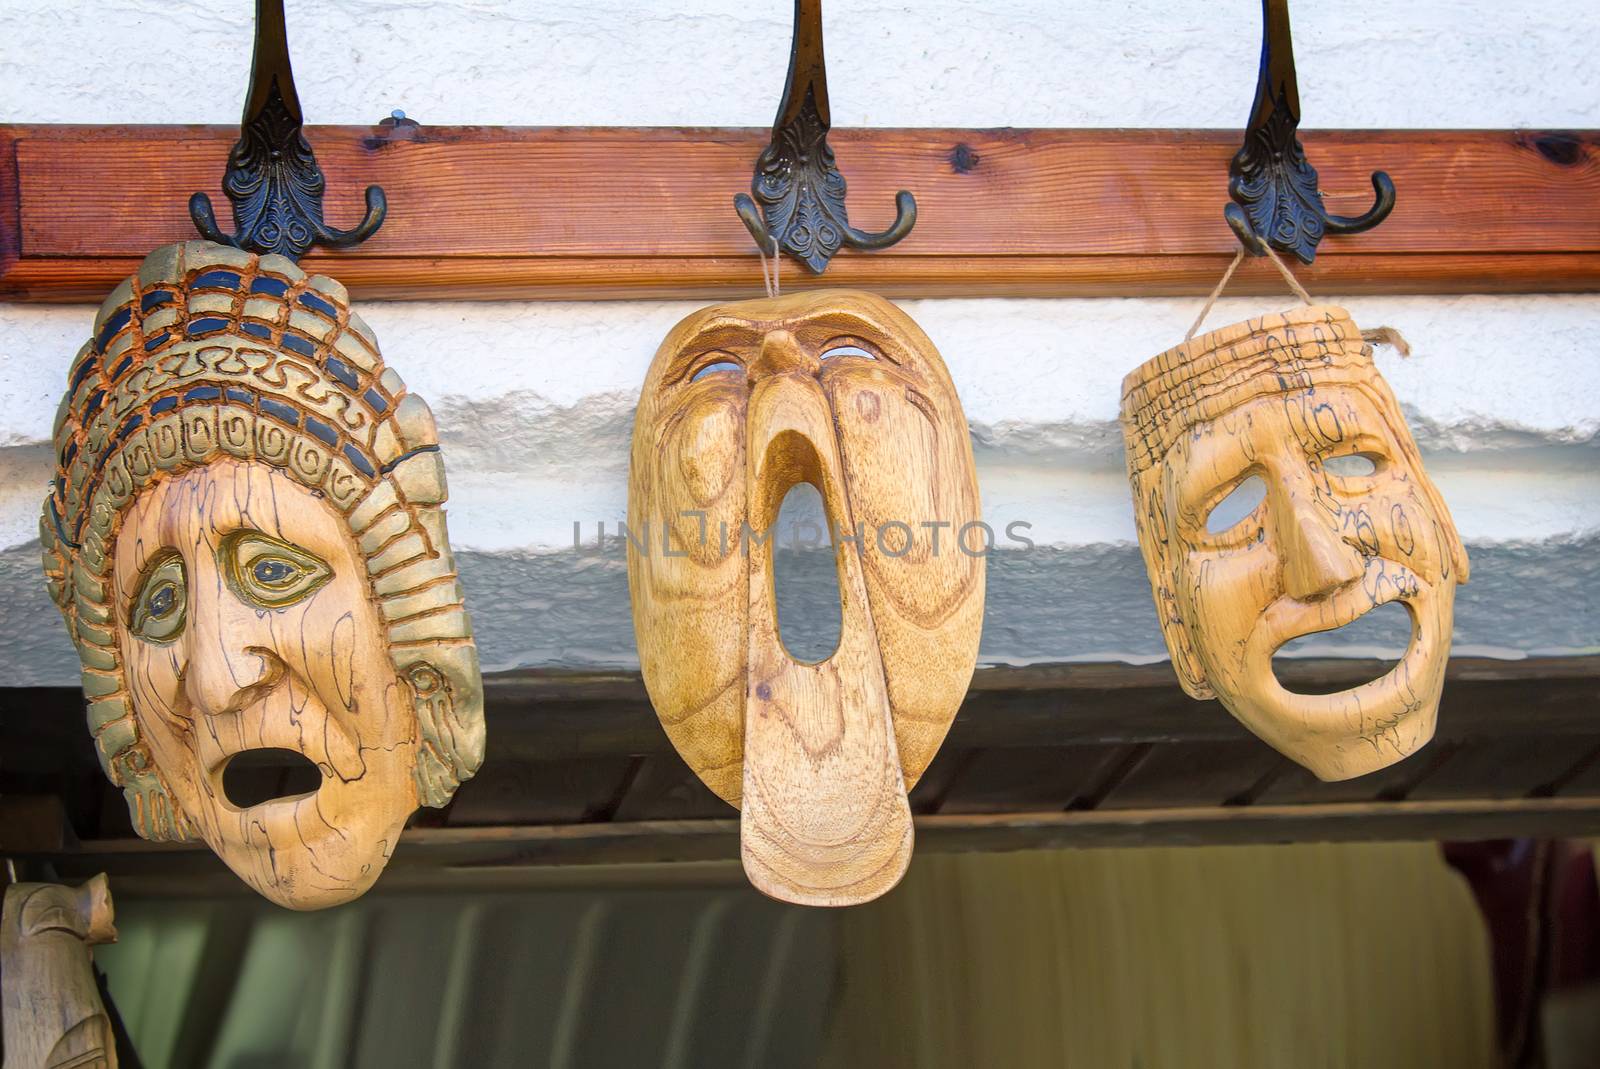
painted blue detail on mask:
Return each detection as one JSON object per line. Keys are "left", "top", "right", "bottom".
{"left": 185, "top": 317, "right": 230, "bottom": 338}
{"left": 343, "top": 444, "right": 376, "bottom": 477}
{"left": 258, "top": 397, "right": 300, "bottom": 426}
{"left": 297, "top": 291, "right": 339, "bottom": 318}
{"left": 380, "top": 443, "right": 440, "bottom": 475}
{"left": 192, "top": 270, "right": 242, "bottom": 290}
{"left": 250, "top": 276, "right": 290, "bottom": 297}
{"left": 324, "top": 356, "right": 359, "bottom": 389}
{"left": 95, "top": 307, "right": 132, "bottom": 353}
{"left": 305, "top": 415, "right": 338, "bottom": 447}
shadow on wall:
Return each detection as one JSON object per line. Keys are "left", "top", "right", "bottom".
{"left": 5, "top": 534, "right": 1599, "bottom": 684}
{"left": 95, "top": 841, "right": 1495, "bottom": 1069}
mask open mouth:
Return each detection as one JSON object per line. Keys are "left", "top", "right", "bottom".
{"left": 772, "top": 482, "right": 842, "bottom": 664}
{"left": 220, "top": 748, "right": 324, "bottom": 809}
{"left": 1271, "top": 600, "right": 1415, "bottom": 694}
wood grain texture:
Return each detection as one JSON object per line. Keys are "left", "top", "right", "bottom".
{"left": 3, "top": 126, "right": 1597, "bottom": 300}
{"left": 2, "top": 875, "right": 118, "bottom": 1069}
{"left": 40, "top": 242, "right": 485, "bottom": 909}
{"left": 740, "top": 363, "right": 914, "bottom": 906}
{"left": 1122, "top": 306, "right": 1469, "bottom": 781}
{"left": 628, "top": 291, "right": 983, "bottom": 905}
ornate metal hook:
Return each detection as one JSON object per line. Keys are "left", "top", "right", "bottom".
{"left": 189, "top": 0, "right": 386, "bottom": 262}
{"left": 1224, "top": 0, "right": 1394, "bottom": 264}
{"left": 733, "top": 0, "right": 916, "bottom": 274}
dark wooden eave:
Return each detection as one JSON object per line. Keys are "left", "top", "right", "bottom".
{"left": 4, "top": 656, "right": 1598, "bottom": 893}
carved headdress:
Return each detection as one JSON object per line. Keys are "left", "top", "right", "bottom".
{"left": 41, "top": 241, "right": 484, "bottom": 840}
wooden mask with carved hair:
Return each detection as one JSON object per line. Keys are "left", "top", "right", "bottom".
{"left": 1122, "top": 306, "right": 1468, "bottom": 781}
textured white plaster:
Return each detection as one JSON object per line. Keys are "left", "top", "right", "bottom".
{"left": 1, "top": 0, "right": 1596, "bottom": 128}
{"left": 5, "top": 295, "right": 1597, "bottom": 554}
{"left": 9, "top": 295, "right": 1600, "bottom": 452}
{"left": 2, "top": 0, "right": 1597, "bottom": 681}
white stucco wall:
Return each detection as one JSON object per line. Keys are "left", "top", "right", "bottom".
{"left": 4, "top": 0, "right": 1597, "bottom": 129}
{"left": 2, "top": 0, "right": 1597, "bottom": 683}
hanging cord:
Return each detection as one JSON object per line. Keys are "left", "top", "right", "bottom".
{"left": 1185, "top": 248, "right": 1247, "bottom": 341}
{"left": 756, "top": 234, "right": 780, "bottom": 298}
{"left": 1185, "top": 245, "right": 1409, "bottom": 356}
{"left": 1266, "top": 246, "right": 1316, "bottom": 306}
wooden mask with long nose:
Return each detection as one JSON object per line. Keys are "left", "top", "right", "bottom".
{"left": 628, "top": 290, "right": 985, "bottom": 905}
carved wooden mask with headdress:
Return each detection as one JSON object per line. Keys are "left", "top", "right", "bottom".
{"left": 42, "top": 242, "right": 484, "bottom": 909}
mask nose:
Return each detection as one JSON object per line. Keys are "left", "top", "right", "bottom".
{"left": 739, "top": 369, "right": 914, "bottom": 906}
{"left": 180, "top": 576, "right": 277, "bottom": 715}
{"left": 750, "top": 329, "right": 819, "bottom": 378}
{"left": 1277, "top": 498, "right": 1367, "bottom": 601}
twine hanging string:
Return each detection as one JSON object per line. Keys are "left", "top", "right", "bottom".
{"left": 756, "top": 234, "right": 780, "bottom": 299}
{"left": 1185, "top": 248, "right": 1247, "bottom": 341}
{"left": 1185, "top": 244, "right": 1409, "bottom": 356}
{"left": 1267, "top": 246, "right": 1316, "bottom": 306}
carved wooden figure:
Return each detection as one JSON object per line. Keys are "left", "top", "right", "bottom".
{"left": 629, "top": 290, "right": 985, "bottom": 906}
{"left": 2, "top": 875, "right": 118, "bottom": 1069}
{"left": 41, "top": 242, "right": 484, "bottom": 910}
{"left": 1121, "top": 305, "right": 1469, "bottom": 780}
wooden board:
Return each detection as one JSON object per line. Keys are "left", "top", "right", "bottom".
{"left": 27, "top": 798, "right": 1600, "bottom": 896}
{"left": 1096, "top": 742, "right": 1290, "bottom": 810}
{"left": 2, "top": 126, "right": 1597, "bottom": 301}
{"left": 6, "top": 656, "right": 1598, "bottom": 888}
{"left": 934, "top": 745, "right": 1129, "bottom": 814}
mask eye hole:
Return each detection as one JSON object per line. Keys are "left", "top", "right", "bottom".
{"left": 819, "top": 336, "right": 880, "bottom": 361}
{"left": 1324, "top": 451, "right": 1382, "bottom": 478}
{"left": 128, "top": 551, "right": 187, "bottom": 645}
{"left": 1204, "top": 474, "right": 1267, "bottom": 536}
{"left": 689, "top": 352, "right": 744, "bottom": 383}
{"left": 221, "top": 531, "right": 333, "bottom": 610}
{"left": 690, "top": 361, "right": 742, "bottom": 382}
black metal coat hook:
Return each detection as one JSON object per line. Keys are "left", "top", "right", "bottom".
{"left": 1224, "top": 0, "right": 1394, "bottom": 264}
{"left": 190, "top": 0, "right": 386, "bottom": 262}
{"left": 734, "top": 0, "right": 916, "bottom": 275}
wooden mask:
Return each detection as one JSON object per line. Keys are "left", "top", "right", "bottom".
{"left": 41, "top": 242, "right": 485, "bottom": 910}
{"left": 628, "top": 290, "right": 984, "bottom": 905}
{"left": 1122, "top": 306, "right": 1469, "bottom": 781}
{"left": 2, "top": 876, "right": 118, "bottom": 1069}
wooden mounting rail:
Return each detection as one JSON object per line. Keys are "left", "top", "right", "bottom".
{"left": 2, "top": 125, "right": 1597, "bottom": 302}
{"left": 5, "top": 656, "right": 1597, "bottom": 889}
{"left": 27, "top": 798, "right": 1600, "bottom": 895}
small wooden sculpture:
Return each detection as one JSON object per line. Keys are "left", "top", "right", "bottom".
{"left": 41, "top": 242, "right": 484, "bottom": 910}
{"left": 1121, "top": 306, "right": 1469, "bottom": 780}
{"left": 2, "top": 875, "right": 119, "bottom": 1069}
{"left": 628, "top": 291, "right": 984, "bottom": 906}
